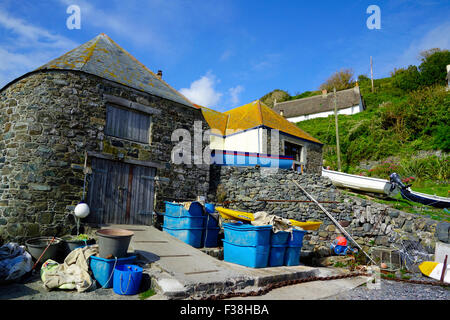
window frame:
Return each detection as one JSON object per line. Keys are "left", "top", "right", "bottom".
{"left": 105, "top": 103, "right": 152, "bottom": 144}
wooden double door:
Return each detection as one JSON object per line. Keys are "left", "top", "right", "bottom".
{"left": 86, "top": 157, "right": 156, "bottom": 225}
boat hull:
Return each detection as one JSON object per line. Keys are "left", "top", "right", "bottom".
{"left": 322, "top": 168, "right": 396, "bottom": 195}
{"left": 399, "top": 188, "right": 450, "bottom": 209}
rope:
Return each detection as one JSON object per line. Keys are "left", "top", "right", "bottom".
{"left": 101, "top": 257, "right": 118, "bottom": 289}
{"left": 204, "top": 214, "right": 210, "bottom": 246}
{"left": 119, "top": 270, "right": 133, "bottom": 295}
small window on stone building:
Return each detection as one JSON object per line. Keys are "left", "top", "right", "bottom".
{"left": 105, "top": 105, "right": 151, "bottom": 143}
{"left": 284, "top": 141, "right": 303, "bottom": 162}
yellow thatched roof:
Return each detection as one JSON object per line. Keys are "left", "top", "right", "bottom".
{"left": 197, "top": 100, "right": 322, "bottom": 144}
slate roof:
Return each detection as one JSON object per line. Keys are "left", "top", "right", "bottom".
{"left": 197, "top": 100, "right": 322, "bottom": 144}
{"left": 36, "top": 33, "right": 194, "bottom": 107}
{"left": 272, "top": 86, "right": 363, "bottom": 118}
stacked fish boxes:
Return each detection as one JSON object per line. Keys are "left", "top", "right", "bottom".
{"left": 223, "top": 222, "right": 306, "bottom": 268}
{"left": 162, "top": 201, "right": 220, "bottom": 248}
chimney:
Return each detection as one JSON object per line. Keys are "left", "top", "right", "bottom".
{"left": 280, "top": 109, "right": 284, "bottom": 117}
{"left": 157, "top": 70, "right": 163, "bottom": 78}
{"left": 322, "top": 89, "right": 327, "bottom": 96}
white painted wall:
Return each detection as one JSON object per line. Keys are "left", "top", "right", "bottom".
{"left": 287, "top": 104, "right": 363, "bottom": 122}
{"left": 223, "top": 129, "right": 261, "bottom": 153}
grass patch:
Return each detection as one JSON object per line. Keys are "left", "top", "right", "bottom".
{"left": 333, "top": 262, "right": 347, "bottom": 268}
{"left": 139, "top": 288, "right": 156, "bottom": 300}
{"left": 341, "top": 189, "right": 450, "bottom": 222}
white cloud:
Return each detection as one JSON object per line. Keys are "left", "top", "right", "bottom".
{"left": 228, "top": 85, "right": 244, "bottom": 106}
{"left": 220, "top": 49, "right": 233, "bottom": 62}
{"left": 58, "top": 0, "right": 167, "bottom": 49}
{"left": 0, "top": 8, "right": 78, "bottom": 88}
{"left": 0, "top": 10, "right": 77, "bottom": 50}
{"left": 397, "top": 22, "right": 450, "bottom": 68}
{"left": 179, "top": 72, "right": 223, "bottom": 107}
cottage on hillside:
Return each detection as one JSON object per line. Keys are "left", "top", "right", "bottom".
{"left": 272, "top": 85, "right": 365, "bottom": 122}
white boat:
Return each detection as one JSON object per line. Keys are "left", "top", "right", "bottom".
{"left": 322, "top": 168, "right": 398, "bottom": 196}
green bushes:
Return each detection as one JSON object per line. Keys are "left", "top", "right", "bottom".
{"left": 391, "top": 49, "right": 450, "bottom": 91}
{"left": 360, "top": 155, "right": 450, "bottom": 183}
{"left": 391, "top": 65, "right": 421, "bottom": 91}
{"left": 418, "top": 50, "right": 450, "bottom": 86}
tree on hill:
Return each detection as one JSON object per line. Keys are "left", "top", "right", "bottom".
{"left": 319, "top": 68, "right": 355, "bottom": 92}
{"left": 260, "top": 89, "right": 290, "bottom": 108}
{"left": 391, "top": 48, "right": 450, "bottom": 91}
{"left": 418, "top": 48, "right": 450, "bottom": 86}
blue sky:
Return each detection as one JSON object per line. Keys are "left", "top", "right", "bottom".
{"left": 0, "top": 0, "right": 449, "bottom": 111}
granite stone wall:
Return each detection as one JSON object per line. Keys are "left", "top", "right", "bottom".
{"left": 0, "top": 70, "right": 210, "bottom": 243}
{"left": 208, "top": 166, "right": 439, "bottom": 259}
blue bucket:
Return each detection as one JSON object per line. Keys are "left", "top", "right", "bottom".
{"left": 89, "top": 255, "right": 136, "bottom": 288}
{"left": 113, "top": 264, "right": 143, "bottom": 295}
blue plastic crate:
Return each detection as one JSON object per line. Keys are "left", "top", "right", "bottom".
{"left": 90, "top": 255, "right": 136, "bottom": 288}
{"left": 162, "top": 226, "right": 203, "bottom": 248}
{"left": 223, "top": 240, "right": 269, "bottom": 268}
{"left": 287, "top": 229, "right": 306, "bottom": 247}
{"left": 269, "top": 245, "right": 287, "bottom": 267}
{"left": 164, "top": 201, "right": 204, "bottom": 217}
{"left": 163, "top": 214, "right": 205, "bottom": 229}
{"left": 271, "top": 231, "right": 290, "bottom": 246}
{"left": 223, "top": 222, "right": 272, "bottom": 246}
{"left": 284, "top": 246, "right": 302, "bottom": 266}
{"left": 201, "top": 227, "right": 220, "bottom": 248}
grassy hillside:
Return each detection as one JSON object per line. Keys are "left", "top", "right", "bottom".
{"left": 296, "top": 77, "right": 449, "bottom": 182}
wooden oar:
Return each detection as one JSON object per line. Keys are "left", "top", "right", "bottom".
{"left": 31, "top": 236, "right": 56, "bottom": 271}
{"left": 292, "top": 179, "right": 376, "bottom": 265}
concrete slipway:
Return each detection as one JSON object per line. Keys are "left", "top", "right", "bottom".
{"left": 115, "top": 224, "right": 368, "bottom": 300}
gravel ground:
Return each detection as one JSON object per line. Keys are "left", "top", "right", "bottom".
{"left": 326, "top": 273, "right": 450, "bottom": 300}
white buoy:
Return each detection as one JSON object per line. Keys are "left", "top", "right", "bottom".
{"left": 74, "top": 202, "right": 90, "bottom": 218}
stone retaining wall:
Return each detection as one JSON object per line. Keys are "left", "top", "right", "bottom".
{"left": 208, "top": 166, "right": 440, "bottom": 260}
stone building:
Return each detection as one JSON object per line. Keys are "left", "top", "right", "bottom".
{"left": 197, "top": 100, "right": 323, "bottom": 173}
{"left": 0, "top": 34, "right": 210, "bottom": 242}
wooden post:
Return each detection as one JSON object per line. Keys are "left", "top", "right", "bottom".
{"left": 333, "top": 87, "right": 342, "bottom": 172}
{"left": 440, "top": 254, "right": 448, "bottom": 283}
{"left": 370, "top": 56, "right": 374, "bottom": 93}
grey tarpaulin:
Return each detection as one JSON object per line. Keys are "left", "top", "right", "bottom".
{"left": 0, "top": 243, "right": 33, "bottom": 281}
{"left": 41, "top": 245, "right": 99, "bottom": 292}
{"left": 251, "top": 211, "right": 296, "bottom": 233}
